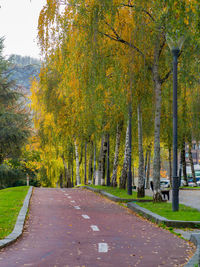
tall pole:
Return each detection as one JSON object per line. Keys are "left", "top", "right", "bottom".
{"left": 106, "top": 134, "right": 110, "bottom": 186}
{"left": 172, "top": 48, "right": 180, "bottom": 211}
{"left": 127, "top": 103, "right": 132, "bottom": 195}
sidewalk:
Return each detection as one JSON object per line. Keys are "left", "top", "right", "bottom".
{"left": 0, "top": 187, "right": 194, "bottom": 267}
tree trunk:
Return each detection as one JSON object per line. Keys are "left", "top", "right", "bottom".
{"left": 181, "top": 87, "right": 187, "bottom": 186}
{"left": 111, "top": 121, "right": 123, "bottom": 187}
{"left": 146, "top": 147, "right": 151, "bottom": 189}
{"left": 79, "top": 143, "right": 83, "bottom": 166}
{"left": 151, "top": 34, "right": 163, "bottom": 202}
{"left": 88, "top": 141, "right": 93, "bottom": 184}
{"left": 179, "top": 154, "right": 182, "bottom": 187}
{"left": 137, "top": 103, "right": 145, "bottom": 198}
{"left": 153, "top": 82, "right": 162, "bottom": 202}
{"left": 71, "top": 149, "right": 74, "bottom": 187}
{"left": 98, "top": 137, "right": 104, "bottom": 185}
{"left": 119, "top": 122, "right": 129, "bottom": 189}
{"left": 62, "top": 154, "right": 72, "bottom": 188}
{"left": 181, "top": 139, "right": 188, "bottom": 186}
{"left": 144, "top": 150, "right": 148, "bottom": 181}
{"left": 189, "top": 141, "right": 197, "bottom": 185}
{"left": 106, "top": 134, "right": 110, "bottom": 186}
{"left": 101, "top": 135, "right": 108, "bottom": 185}
{"left": 84, "top": 141, "right": 87, "bottom": 185}
{"left": 74, "top": 140, "right": 81, "bottom": 185}
{"left": 152, "top": 76, "right": 162, "bottom": 201}
{"left": 168, "top": 147, "right": 172, "bottom": 187}
{"left": 93, "top": 143, "right": 96, "bottom": 184}
{"left": 59, "top": 173, "right": 63, "bottom": 188}
{"left": 132, "top": 161, "right": 135, "bottom": 186}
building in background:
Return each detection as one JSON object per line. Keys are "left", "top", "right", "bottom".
{"left": 185, "top": 142, "right": 200, "bottom": 165}
{"left": 185, "top": 141, "right": 200, "bottom": 178}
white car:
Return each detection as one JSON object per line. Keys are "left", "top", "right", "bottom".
{"left": 180, "top": 179, "right": 187, "bottom": 186}
{"left": 186, "top": 177, "right": 200, "bottom": 187}
{"left": 188, "top": 181, "right": 196, "bottom": 187}
{"left": 160, "top": 179, "right": 170, "bottom": 189}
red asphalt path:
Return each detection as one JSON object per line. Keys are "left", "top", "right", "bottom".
{"left": 0, "top": 188, "right": 194, "bottom": 267}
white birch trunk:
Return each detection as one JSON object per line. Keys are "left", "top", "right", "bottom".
{"left": 119, "top": 121, "right": 129, "bottom": 189}
{"left": 152, "top": 79, "right": 162, "bottom": 200}
{"left": 152, "top": 41, "right": 163, "bottom": 201}
{"left": 189, "top": 142, "right": 197, "bottom": 185}
{"left": 74, "top": 140, "right": 81, "bottom": 185}
{"left": 137, "top": 103, "right": 145, "bottom": 197}
{"left": 146, "top": 147, "right": 151, "bottom": 189}
{"left": 88, "top": 141, "right": 93, "bottom": 184}
{"left": 101, "top": 135, "right": 108, "bottom": 185}
{"left": 97, "top": 137, "right": 104, "bottom": 185}
{"left": 111, "top": 122, "right": 123, "bottom": 187}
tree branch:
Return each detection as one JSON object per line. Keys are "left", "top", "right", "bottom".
{"left": 98, "top": 27, "right": 152, "bottom": 71}
{"left": 158, "top": 39, "right": 166, "bottom": 59}
{"left": 160, "top": 69, "right": 171, "bottom": 84}
{"left": 121, "top": 4, "right": 155, "bottom": 22}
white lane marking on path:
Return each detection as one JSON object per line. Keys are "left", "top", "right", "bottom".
{"left": 74, "top": 206, "right": 81, "bottom": 210}
{"left": 82, "top": 214, "right": 90, "bottom": 219}
{"left": 90, "top": 225, "right": 99, "bottom": 231}
{"left": 65, "top": 194, "right": 69, "bottom": 196}
{"left": 71, "top": 200, "right": 75, "bottom": 203}
{"left": 98, "top": 243, "right": 108, "bottom": 253}
{"left": 68, "top": 196, "right": 72, "bottom": 199}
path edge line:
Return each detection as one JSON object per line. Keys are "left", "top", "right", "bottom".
{"left": 0, "top": 186, "right": 33, "bottom": 249}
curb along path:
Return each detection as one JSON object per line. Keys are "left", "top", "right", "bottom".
{"left": 0, "top": 186, "right": 33, "bottom": 248}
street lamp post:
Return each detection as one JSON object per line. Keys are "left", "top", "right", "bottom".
{"left": 167, "top": 35, "right": 185, "bottom": 211}
{"left": 172, "top": 47, "right": 179, "bottom": 211}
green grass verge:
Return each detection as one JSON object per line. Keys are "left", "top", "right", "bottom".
{"left": 0, "top": 186, "right": 29, "bottom": 239}
{"left": 180, "top": 186, "right": 200, "bottom": 189}
{"left": 88, "top": 185, "right": 152, "bottom": 200}
{"left": 136, "top": 202, "right": 200, "bottom": 221}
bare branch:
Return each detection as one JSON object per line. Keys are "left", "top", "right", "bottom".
{"left": 160, "top": 69, "right": 172, "bottom": 84}
{"left": 121, "top": 4, "right": 155, "bottom": 22}
{"left": 98, "top": 29, "right": 152, "bottom": 71}
{"left": 104, "top": 20, "right": 121, "bottom": 40}
{"left": 158, "top": 39, "right": 166, "bottom": 59}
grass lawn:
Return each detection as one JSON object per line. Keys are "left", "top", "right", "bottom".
{"left": 180, "top": 186, "right": 200, "bottom": 189}
{"left": 88, "top": 185, "right": 152, "bottom": 200}
{"left": 0, "top": 186, "right": 29, "bottom": 239}
{"left": 136, "top": 202, "right": 200, "bottom": 221}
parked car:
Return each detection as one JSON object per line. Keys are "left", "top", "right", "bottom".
{"left": 187, "top": 177, "right": 200, "bottom": 187}
{"left": 180, "top": 179, "right": 187, "bottom": 186}
{"left": 160, "top": 179, "right": 170, "bottom": 189}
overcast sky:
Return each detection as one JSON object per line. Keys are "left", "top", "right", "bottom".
{"left": 0, "top": 0, "right": 46, "bottom": 59}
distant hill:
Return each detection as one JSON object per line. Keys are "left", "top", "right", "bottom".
{"left": 8, "top": 54, "right": 41, "bottom": 94}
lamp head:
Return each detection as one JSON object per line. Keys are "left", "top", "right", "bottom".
{"left": 166, "top": 35, "right": 185, "bottom": 52}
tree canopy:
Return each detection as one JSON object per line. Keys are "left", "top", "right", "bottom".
{"left": 30, "top": 0, "right": 200, "bottom": 190}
